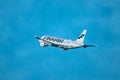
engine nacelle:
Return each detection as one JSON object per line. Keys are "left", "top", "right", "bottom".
{"left": 40, "top": 42, "right": 48, "bottom": 47}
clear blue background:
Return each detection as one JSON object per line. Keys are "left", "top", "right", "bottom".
{"left": 0, "top": 0, "right": 120, "bottom": 80}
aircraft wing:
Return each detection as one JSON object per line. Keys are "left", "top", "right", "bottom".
{"left": 34, "top": 35, "right": 41, "bottom": 40}
{"left": 43, "top": 40, "right": 68, "bottom": 49}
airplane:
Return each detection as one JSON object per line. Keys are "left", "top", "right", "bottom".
{"left": 34, "top": 29, "right": 96, "bottom": 50}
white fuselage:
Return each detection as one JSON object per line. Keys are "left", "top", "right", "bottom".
{"left": 39, "top": 36, "right": 84, "bottom": 50}
{"left": 35, "top": 29, "right": 96, "bottom": 50}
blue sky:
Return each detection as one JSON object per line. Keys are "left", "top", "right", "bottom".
{"left": 0, "top": 0, "right": 120, "bottom": 80}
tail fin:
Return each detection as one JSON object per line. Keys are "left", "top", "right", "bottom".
{"left": 76, "top": 29, "right": 87, "bottom": 43}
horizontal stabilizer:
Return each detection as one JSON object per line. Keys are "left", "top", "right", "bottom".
{"left": 83, "top": 44, "right": 97, "bottom": 48}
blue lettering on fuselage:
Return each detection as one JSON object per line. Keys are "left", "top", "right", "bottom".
{"left": 43, "top": 36, "right": 64, "bottom": 43}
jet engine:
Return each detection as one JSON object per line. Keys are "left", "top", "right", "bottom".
{"left": 40, "top": 42, "right": 48, "bottom": 47}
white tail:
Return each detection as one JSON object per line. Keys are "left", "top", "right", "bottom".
{"left": 76, "top": 29, "right": 87, "bottom": 43}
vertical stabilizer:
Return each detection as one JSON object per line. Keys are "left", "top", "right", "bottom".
{"left": 76, "top": 29, "right": 87, "bottom": 43}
